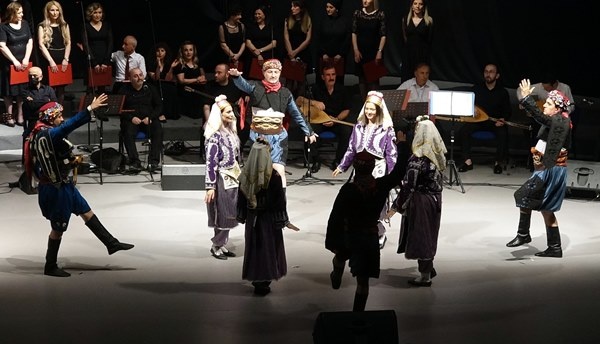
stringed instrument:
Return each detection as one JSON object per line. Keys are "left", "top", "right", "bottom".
{"left": 436, "top": 106, "right": 531, "bottom": 130}
{"left": 297, "top": 103, "right": 355, "bottom": 127}
{"left": 183, "top": 86, "right": 217, "bottom": 100}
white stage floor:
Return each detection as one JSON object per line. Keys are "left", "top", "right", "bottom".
{"left": 1, "top": 150, "right": 600, "bottom": 344}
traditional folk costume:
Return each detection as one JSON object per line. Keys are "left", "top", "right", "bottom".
{"left": 327, "top": 151, "right": 402, "bottom": 310}
{"left": 25, "top": 102, "right": 133, "bottom": 277}
{"left": 237, "top": 140, "right": 289, "bottom": 296}
{"left": 337, "top": 91, "right": 397, "bottom": 246}
{"left": 393, "top": 117, "right": 447, "bottom": 286}
{"left": 205, "top": 95, "right": 241, "bottom": 259}
{"left": 508, "top": 90, "right": 571, "bottom": 257}
{"left": 232, "top": 59, "right": 313, "bottom": 165}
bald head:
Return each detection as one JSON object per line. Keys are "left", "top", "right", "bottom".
{"left": 122, "top": 35, "right": 137, "bottom": 55}
{"left": 29, "top": 66, "right": 43, "bottom": 85}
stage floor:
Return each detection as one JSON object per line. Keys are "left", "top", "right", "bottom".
{"left": 1, "top": 149, "right": 600, "bottom": 344}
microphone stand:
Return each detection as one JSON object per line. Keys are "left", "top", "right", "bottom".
{"left": 289, "top": 69, "right": 335, "bottom": 186}
{"left": 146, "top": 0, "right": 162, "bottom": 178}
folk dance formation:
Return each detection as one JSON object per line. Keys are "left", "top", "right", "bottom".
{"left": 6, "top": 1, "right": 579, "bottom": 313}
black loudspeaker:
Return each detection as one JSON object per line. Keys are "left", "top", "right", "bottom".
{"left": 90, "top": 148, "right": 125, "bottom": 174}
{"left": 161, "top": 164, "right": 205, "bottom": 190}
{"left": 313, "top": 310, "right": 399, "bottom": 344}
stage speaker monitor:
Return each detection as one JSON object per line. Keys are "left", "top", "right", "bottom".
{"left": 566, "top": 159, "right": 600, "bottom": 193}
{"left": 313, "top": 310, "right": 398, "bottom": 344}
{"left": 161, "top": 164, "right": 205, "bottom": 191}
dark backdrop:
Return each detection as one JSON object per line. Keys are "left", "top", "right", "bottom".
{"left": 18, "top": 0, "right": 598, "bottom": 97}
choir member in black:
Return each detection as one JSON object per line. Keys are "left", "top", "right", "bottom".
{"left": 401, "top": 0, "right": 434, "bottom": 82}
{"left": 317, "top": 0, "right": 350, "bottom": 79}
{"left": 80, "top": 2, "right": 113, "bottom": 94}
{"left": 147, "top": 41, "right": 177, "bottom": 121}
{"left": 283, "top": 0, "right": 312, "bottom": 97}
{"left": 218, "top": 4, "right": 245, "bottom": 69}
{"left": 172, "top": 41, "right": 206, "bottom": 120}
{"left": 37, "top": 1, "right": 71, "bottom": 105}
{"left": 244, "top": 5, "right": 277, "bottom": 79}
{"left": 351, "top": 0, "right": 386, "bottom": 98}
{"left": 0, "top": 1, "right": 33, "bottom": 127}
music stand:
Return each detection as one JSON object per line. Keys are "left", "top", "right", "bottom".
{"left": 429, "top": 91, "right": 475, "bottom": 193}
{"left": 78, "top": 94, "right": 125, "bottom": 185}
{"left": 379, "top": 90, "right": 410, "bottom": 128}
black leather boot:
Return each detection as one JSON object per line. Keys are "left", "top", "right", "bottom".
{"left": 535, "top": 226, "right": 562, "bottom": 258}
{"left": 330, "top": 256, "right": 345, "bottom": 290}
{"left": 44, "top": 237, "right": 70, "bottom": 277}
{"left": 85, "top": 215, "right": 134, "bottom": 255}
{"left": 352, "top": 292, "right": 368, "bottom": 312}
{"left": 506, "top": 212, "right": 532, "bottom": 247}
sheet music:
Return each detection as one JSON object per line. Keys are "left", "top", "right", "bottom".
{"left": 429, "top": 91, "right": 475, "bottom": 117}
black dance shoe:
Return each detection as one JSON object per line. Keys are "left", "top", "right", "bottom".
{"left": 534, "top": 247, "right": 563, "bottom": 258}
{"left": 506, "top": 234, "right": 532, "bottom": 247}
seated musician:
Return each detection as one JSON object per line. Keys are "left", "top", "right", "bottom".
{"left": 396, "top": 62, "right": 439, "bottom": 176}
{"left": 119, "top": 68, "right": 164, "bottom": 172}
{"left": 203, "top": 63, "right": 250, "bottom": 150}
{"left": 458, "top": 63, "right": 511, "bottom": 174}
{"left": 296, "top": 64, "right": 351, "bottom": 172}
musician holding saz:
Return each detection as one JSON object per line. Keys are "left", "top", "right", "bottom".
{"left": 458, "top": 63, "right": 512, "bottom": 174}
{"left": 296, "top": 64, "right": 352, "bottom": 172}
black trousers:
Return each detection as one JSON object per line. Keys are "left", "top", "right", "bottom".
{"left": 120, "top": 119, "right": 163, "bottom": 165}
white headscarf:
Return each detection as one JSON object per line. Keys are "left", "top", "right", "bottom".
{"left": 356, "top": 90, "right": 394, "bottom": 129}
{"left": 411, "top": 115, "right": 447, "bottom": 171}
{"left": 204, "top": 95, "right": 237, "bottom": 139}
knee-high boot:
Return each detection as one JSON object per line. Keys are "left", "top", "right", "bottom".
{"left": 353, "top": 292, "right": 368, "bottom": 312}
{"left": 535, "top": 226, "right": 562, "bottom": 258}
{"left": 85, "top": 214, "right": 134, "bottom": 255}
{"left": 44, "top": 237, "right": 70, "bottom": 277}
{"left": 506, "top": 212, "right": 532, "bottom": 247}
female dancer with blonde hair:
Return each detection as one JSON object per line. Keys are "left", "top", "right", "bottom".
{"left": 204, "top": 95, "right": 241, "bottom": 260}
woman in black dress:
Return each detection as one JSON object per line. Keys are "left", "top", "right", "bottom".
{"left": 81, "top": 2, "right": 113, "bottom": 94}
{"left": 351, "top": 0, "right": 386, "bottom": 98}
{"left": 317, "top": 0, "right": 350, "bottom": 79}
{"left": 147, "top": 42, "right": 177, "bottom": 121}
{"left": 401, "top": 0, "right": 433, "bottom": 82}
{"left": 244, "top": 5, "right": 277, "bottom": 79}
{"left": 218, "top": 4, "right": 245, "bottom": 69}
{"left": 0, "top": 1, "right": 33, "bottom": 127}
{"left": 37, "top": 1, "right": 71, "bottom": 104}
{"left": 283, "top": 0, "right": 312, "bottom": 97}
